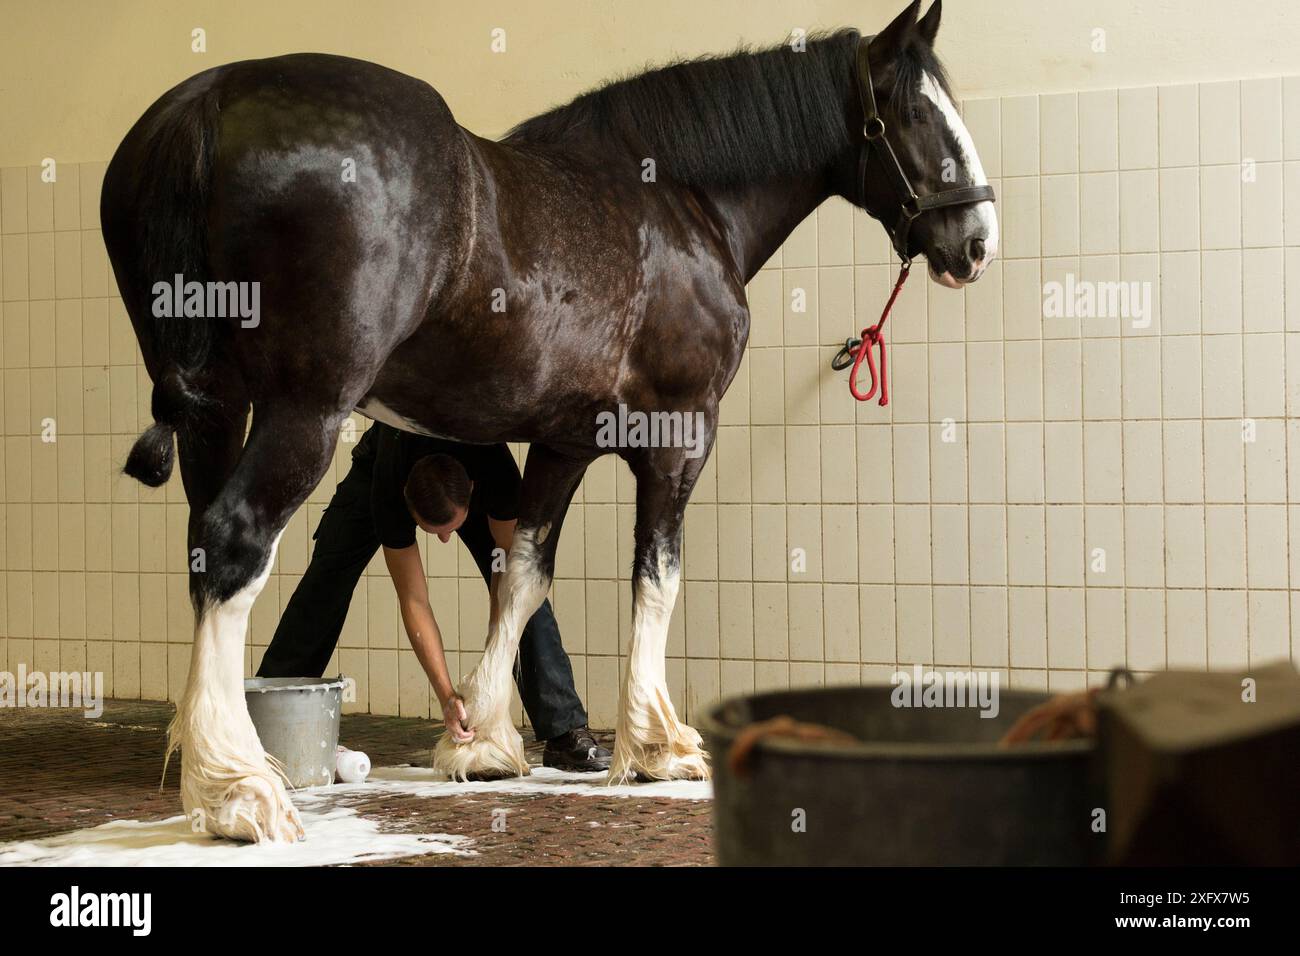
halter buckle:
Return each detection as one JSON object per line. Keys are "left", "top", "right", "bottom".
{"left": 862, "top": 116, "right": 885, "bottom": 140}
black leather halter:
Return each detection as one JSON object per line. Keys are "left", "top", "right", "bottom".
{"left": 854, "top": 33, "right": 996, "bottom": 265}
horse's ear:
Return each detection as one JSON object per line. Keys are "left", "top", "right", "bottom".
{"left": 871, "top": 0, "right": 921, "bottom": 60}
{"left": 917, "top": 0, "right": 942, "bottom": 46}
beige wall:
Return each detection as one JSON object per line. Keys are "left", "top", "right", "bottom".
{"left": 4, "top": 0, "right": 1300, "bottom": 166}
{"left": 2, "top": 1, "right": 1300, "bottom": 728}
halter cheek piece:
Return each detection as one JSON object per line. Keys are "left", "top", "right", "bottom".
{"left": 853, "top": 33, "right": 996, "bottom": 265}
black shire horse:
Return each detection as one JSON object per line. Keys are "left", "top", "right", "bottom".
{"left": 101, "top": 0, "right": 996, "bottom": 841}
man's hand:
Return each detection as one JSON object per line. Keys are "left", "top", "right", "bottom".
{"left": 441, "top": 693, "right": 475, "bottom": 743}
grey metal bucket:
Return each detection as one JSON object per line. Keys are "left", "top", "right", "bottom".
{"left": 244, "top": 677, "right": 347, "bottom": 789}
{"left": 701, "top": 685, "right": 1099, "bottom": 866}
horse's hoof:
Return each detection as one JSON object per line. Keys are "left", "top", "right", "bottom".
{"left": 608, "top": 733, "right": 712, "bottom": 784}
{"left": 432, "top": 723, "right": 529, "bottom": 781}
{"left": 186, "top": 768, "right": 305, "bottom": 843}
{"left": 463, "top": 768, "right": 520, "bottom": 782}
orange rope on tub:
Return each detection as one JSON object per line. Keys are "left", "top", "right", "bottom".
{"left": 728, "top": 715, "right": 859, "bottom": 779}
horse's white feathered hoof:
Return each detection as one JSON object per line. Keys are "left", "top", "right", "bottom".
{"left": 432, "top": 722, "right": 529, "bottom": 781}
{"left": 610, "top": 675, "right": 712, "bottom": 783}
{"left": 433, "top": 662, "right": 530, "bottom": 780}
{"left": 181, "top": 755, "right": 305, "bottom": 843}
{"left": 607, "top": 723, "right": 711, "bottom": 784}
{"left": 170, "top": 694, "right": 305, "bottom": 844}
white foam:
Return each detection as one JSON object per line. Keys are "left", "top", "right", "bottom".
{"left": 0, "top": 794, "right": 473, "bottom": 867}
{"left": 358, "top": 764, "right": 712, "bottom": 800}
{"left": 0, "top": 765, "right": 708, "bottom": 866}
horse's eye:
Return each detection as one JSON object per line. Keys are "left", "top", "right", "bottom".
{"left": 909, "top": 106, "right": 926, "bottom": 123}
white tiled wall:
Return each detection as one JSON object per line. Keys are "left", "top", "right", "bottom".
{"left": 3, "top": 76, "right": 1299, "bottom": 728}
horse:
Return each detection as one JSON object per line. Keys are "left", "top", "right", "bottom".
{"left": 100, "top": 0, "right": 996, "bottom": 842}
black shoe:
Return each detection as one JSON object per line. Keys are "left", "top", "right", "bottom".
{"left": 543, "top": 726, "right": 612, "bottom": 772}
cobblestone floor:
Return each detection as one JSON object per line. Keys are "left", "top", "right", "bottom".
{"left": 0, "top": 700, "right": 714, "bottom": 866}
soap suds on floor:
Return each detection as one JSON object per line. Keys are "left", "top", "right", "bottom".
{"left": 0, "top": 765, "right": 708, "bottom": 866}
{"left": 0, "top": 795, "right": 473, "bottom": 867}
{"left": 356, "top": 765, "right": 712, "bottom": 801}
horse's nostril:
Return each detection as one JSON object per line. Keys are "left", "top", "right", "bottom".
{"left": 968, "top": 237, "right": 986, "bottom": 262}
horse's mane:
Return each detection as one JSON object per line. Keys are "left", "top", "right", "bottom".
{"left": 504, "top": 29, "right": 953, "bottom": 191}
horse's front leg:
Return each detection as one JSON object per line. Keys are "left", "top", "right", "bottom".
{"left": 432, "top": 445, "right": 590, "bottom": 780}
{"left": 609, "top": 440, "right": 713, "bottom": 784}
{"left": 430, "top": 527, "right": 546, "bottom": 779}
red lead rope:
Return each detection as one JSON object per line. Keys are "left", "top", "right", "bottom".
{"left": 847, "top": 262, "right": 911, "bottom": 406}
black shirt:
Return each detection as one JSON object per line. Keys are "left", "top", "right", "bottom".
{"left": 352, "top": 423, "right": 521, "bottom": 550}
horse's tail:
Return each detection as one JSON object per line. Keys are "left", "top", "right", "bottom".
{"left": 123, "top": 368, "right": 214, "bottom": 487}
{"left": 104, "top": 81, "right": 223, "bottom": 488}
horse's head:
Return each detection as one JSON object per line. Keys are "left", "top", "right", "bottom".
{"left": 853, "top": 0, "right": 997, "bottom": 287}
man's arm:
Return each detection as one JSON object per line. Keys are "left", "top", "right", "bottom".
{"left": 382, "top": 542, "right": 473, "bottom": 742}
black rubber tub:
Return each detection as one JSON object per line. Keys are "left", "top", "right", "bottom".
{"left": 701, "top": 685, "right": 1099, "bottom": 866}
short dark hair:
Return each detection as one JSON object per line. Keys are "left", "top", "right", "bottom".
{"left": 404, "top": 454, "right": 471, "bottom": 526}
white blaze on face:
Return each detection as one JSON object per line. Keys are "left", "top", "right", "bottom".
{"left": 919, "top": 70, "right": 999, "bottom": 268}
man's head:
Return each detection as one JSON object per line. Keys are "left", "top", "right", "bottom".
{"left": 404, "top": 454, "right": 472, "bottom": 542}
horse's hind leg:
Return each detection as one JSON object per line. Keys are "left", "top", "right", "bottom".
{"left": 608, "top": 438, "right": 715, "bottom": 784}
{"left": 172, "top": 402, "right": 344, "bottom": 842}
{"left": 433, "top": 444, "right": 590, "bottom": 780}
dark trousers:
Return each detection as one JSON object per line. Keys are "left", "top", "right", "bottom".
{"left": 257, "top": 462, "right": 587, "bottom": 741}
